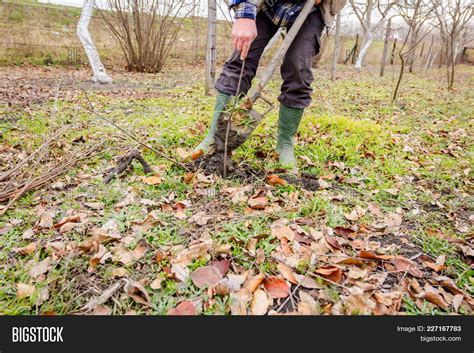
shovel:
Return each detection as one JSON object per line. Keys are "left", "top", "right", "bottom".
{"left": 212, "top": 0, "right": 316, "bottom": 155}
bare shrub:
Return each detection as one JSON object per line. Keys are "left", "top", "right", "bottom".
{"left": 100, "top": 0, "right": 196, "bottom": 73}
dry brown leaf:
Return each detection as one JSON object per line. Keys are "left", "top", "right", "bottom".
{"left": 115, "top": 241, "right": 148, "bottom": 266}
{"left": 277, "top": 263, "right": 298, "bottom": 284}
{"left": 251, "top": 289, "right": 269, "bottom": 315}
{"left": 89, "top": 244, "right": 112, "bottom": 271}
{"left": 266, "top": 174, "right": 287, "bottom": 187}
{"left": 248, "top": 197, "right": 268, "bottom": 210}
{"left": 424, "top": 290, "right": 449, "bottom": 310}
{"left": 141, "top": 174, "right": 162, "bottom": 185}
{"left": 150, "top": 275, "right": 163, "bottom": 290}
{"left": 458, "top": 244, "right": 474, "bottom": 258}
{"left": 176, "top": 147, "right": 190, "bottom": 160}
{"left": 315, "top": 266, "right": 343, "bottom": 283}
{"left": 452, "top": 294, "right": 464, "bottom": 313}
{"left": 168, "top": 301, "right": 196, "bottom": 315}
{"left": 111, "top": 268, "right": 128, "bottom": 278}
{"left": 191, "top": 149, "right": 203, "bottom": 161}
{"left": 215, "top": 274, "right": 246, "bottom": 295}
{"left": 230, "top": 288, "right": 251, "bottom": 315}
{"left": 17, "top": 283, "right": 35, "bottom": 298}
{"left": 38, "top": 211, "right": 54, "bottom": 229}
{"left": 345, "top": 288, "right": 377, "bottom": 314}
{"left": 358, "top": 250, "right": 393, "bottom": 261}
{"left": 210, "top": 259, "right": 230, "bottom": 277}
{"left": 29, "top": 257, "right": 51, "bottom": 278}
{"left": 384, "top": 212, "right": 403, "bottom": 228}
{"left": 256, "top": 248, "right": 265, "bottom": 264}
{"left": 344, "top": 206, "right": 366, "bottom": 222}
{"left": 421, "top": 255, "right": 446, "bottom": 272}
{"left": 53, "top": 215, "right": 81, "bottom": 229}
{"left": 131, "top": 211, "right": 167, "bottom": 233}
{"left": 243, "top": 273, "right": 264, "bottom": 293}
{"left": 171, "top": 263, "right": 190, "bottom": 282}
{"left": 91, "top": 305, "right": 112, "bottom": 315}
{"left": 125, "top": 280, "right": 151, "bottom": 307}
{"left": 191, "top": 266, "right": 223, "bottom": 289}
{"left": 263, "top": 277, "right": 290, "bottom": 299}
{"left": 173, "top": 242, "right": 211, "bottom": 266}
{"left": 91, "top": 219, "right": 122, "bottom": 240}
{"left": 183, "top": 172, "right": 195, "bottom": 184}
{"left": 392, "top": 256, "right": 423, "bottom": 278}
{"left": 294, "top": 274, "right": 321, "bottom": 289}
{"left": 347, "top": 267, "right": 368, "bottom": 280}
{"left": 13, "top": 242, "right": 37, "bottom": 256}
{"left": 272, "top": 226, "right": 295, "bottom": 241}
{"left": 298, "top": 290, "right": 319, "bottom": 315}
{"left": 318, "top": 179, "right": 331, "bottom": 189}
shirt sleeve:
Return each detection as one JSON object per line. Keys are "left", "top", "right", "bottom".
{"left": 228, "top": 0, "right": 258, "bottom": 20}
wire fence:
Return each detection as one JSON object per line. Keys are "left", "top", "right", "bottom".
{"left": 0, "top": 1, "right": 234, "bottom": 68}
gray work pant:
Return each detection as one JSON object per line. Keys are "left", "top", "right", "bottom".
{"left": 215, "top": 7, "right": 325, "bottom": 109}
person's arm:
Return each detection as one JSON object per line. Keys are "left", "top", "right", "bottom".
{"left": 228, "top": 1, "right": 258, "bottom": 60}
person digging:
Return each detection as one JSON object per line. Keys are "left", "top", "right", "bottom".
{"left": 194, "top": 0, "right": 347, "bottom": 173}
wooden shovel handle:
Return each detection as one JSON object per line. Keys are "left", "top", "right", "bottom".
{"left": 249, "top": 0, "right": 316, "bottom": 104}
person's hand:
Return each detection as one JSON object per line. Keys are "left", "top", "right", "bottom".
{"left": 315, "top": 0, "right": 321, "bottom": 4}
{"left": 232, "top": 18, "right": 257, "bottom": 60}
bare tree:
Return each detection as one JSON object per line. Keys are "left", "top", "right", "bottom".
{"left": 397, "top": 0, "right": 433, "bottom": 73}
{"left": 77, "top": 0, "right": 112, "bottom": 83}
{"left": 431, "top": 0, "right": 473, "bottom": 90}
{"left": 349, "top": 0, "right": 398, "bottom": 69}
{"left": 423, "top": 34, "right": 435, "bottom": 70}
{"left": 392, "top": 0, "right": 434, "bottom": 102}
{"left": 205, "top": 0, "right": 217, "bottom": 95}
{"left": 331, "top": 11, "right": 342, "bottom": 81}
{"left": 380, "top": 17, "right": 391, "bottom": 76}
{"left": 100, "top": 0, "right": 196, "bottom": 73}
{"left": 192, "top": 0, "right": 201, "bottom": 65}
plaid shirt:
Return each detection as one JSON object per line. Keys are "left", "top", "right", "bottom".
{"left": 229, "top": 0, "right": 311, "bottom": 27}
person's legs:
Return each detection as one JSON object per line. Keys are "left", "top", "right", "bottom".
{"left": 194, "top": 12, "right": 277, "bottom": 153}
{"left": 276, "top": 8, "right": 325, "bottom": 170}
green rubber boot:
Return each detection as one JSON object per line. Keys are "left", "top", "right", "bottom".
{"left": 193, "top": 92, "right": 231, "bottom": 153}
{"left": 275, "top": 104, "right": 304, "bottom": 171}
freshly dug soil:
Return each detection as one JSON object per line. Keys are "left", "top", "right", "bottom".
{"left": 188, "top": 153, "right": 264, "bottom": 182}
{"left": 280, "top": 173, "right": 320, "bottom": 191}
{"left": 188, "top": 153, "right": 320, "bottom": 191}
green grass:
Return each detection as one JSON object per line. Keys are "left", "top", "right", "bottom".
{"left": 0, "top": 64, "right": 472, "bottom": 315}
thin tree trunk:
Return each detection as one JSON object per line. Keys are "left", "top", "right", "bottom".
{"left": 331, "top": 12, "right": 342, "bottom": 81}
{"left": 424, "top": 35, "right": 435, "bottom": 70}
{"left": 392, "top": 54, "right": 405, "bottom": 103}
{"left": 77, "top": 0, "right": 112, "bottom": 84}
{"left": 355, "top": 29, "right": 372, "bottom": 69}
{"left": 380, "top": 18, "right": 391, "bottom": 77}
{"left": 428, "top": 51, "right": 438, "bottom": 69}
{"left": 205, "top": 0, "right": 217, "bottom": 95}
{"left": 407, "top": 30, "right": 418, "bottom": 73}
{"left": 390, "top": 38, "right": 397, "bottom": 65}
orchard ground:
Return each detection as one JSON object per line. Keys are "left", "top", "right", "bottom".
{"left": 0, "top": 63, "right": 472, "bottom": 315}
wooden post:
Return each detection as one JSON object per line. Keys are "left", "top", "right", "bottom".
{"left": 380, "top": 18, "right": 391, "bottom": 77}
{"left": 351, "top": 33, "right": 359, "bottom": 64}
{"left": 205, "top": 0, "right": 217, "bottom": 96}
{"left": 331, "top": 12, "right": 341, "bottom": 81}
{"left": 390, "top": 38, "right": 397, "bottom": 65}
